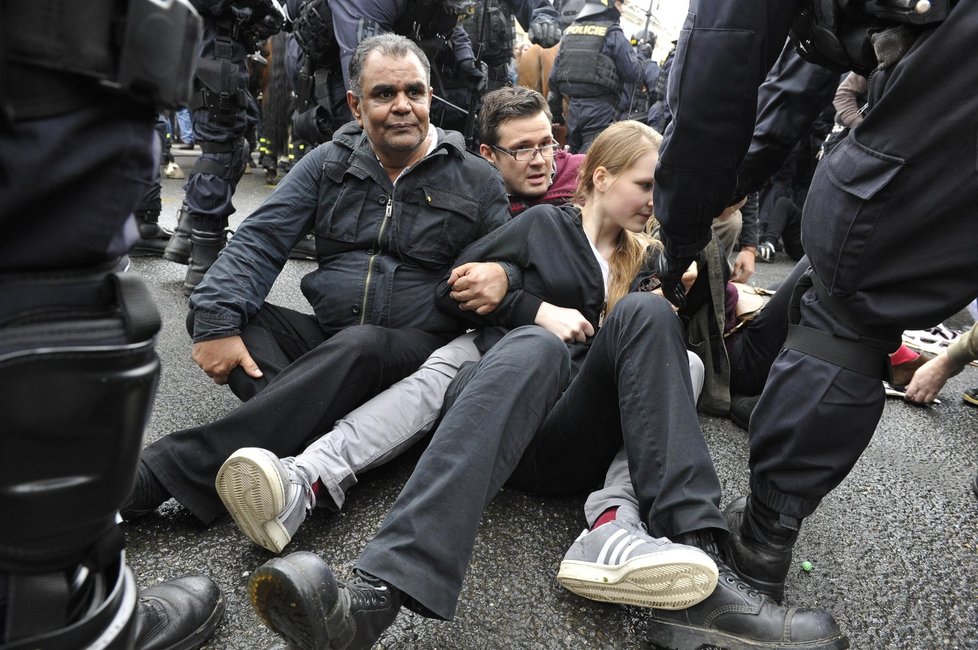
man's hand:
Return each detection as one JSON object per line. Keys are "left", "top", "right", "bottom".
{"left": 458, "top": 58, "right": 486, "bottom": 85}
{"left": 904, "top": 353, "right": 962, "bottom": 404}
{"left": 448, "top": 262, "right": 508, "bottom": 315}
{"left": 730, "top": 248, "right": 756, "bottom": 283}
{"left": 534, "top": 302, "right": 594, "bottom": 342}
{"left": 192, "top": 335, "right": 263, "bottom": 385}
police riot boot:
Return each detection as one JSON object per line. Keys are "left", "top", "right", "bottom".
{"left": 182, "top": 228, "right": 227, "bottom": 296}
{"left": 646, "top": 530, "right": 848, "bottom": 650}
{"left": 162, "top": 207, "right": 192, "bottom": 265}
{"left": 131, "top": 209, "right": 173, "bottom": 257}
{"left": 133, "top": 575, "right": 225, "bottom": 650}
{"left": 723, "top": 495, "right": 799, "bottom": 604}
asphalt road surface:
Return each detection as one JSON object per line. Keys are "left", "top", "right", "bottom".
{"left": 123, "top": 153, "right": 978, "bottom": 649}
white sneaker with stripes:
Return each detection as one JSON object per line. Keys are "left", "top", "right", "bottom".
{"left": 557, "top": 518, "right": 718, "bottom": 610}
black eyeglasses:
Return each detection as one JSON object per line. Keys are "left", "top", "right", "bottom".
{"left": 491, "top": 141, "right": 559, "bottom": 161}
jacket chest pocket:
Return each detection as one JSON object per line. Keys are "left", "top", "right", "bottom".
{"left": 400, "top": 187, "right": 480, "bottom": 265}
{"left": 319, "top": 182, "right": 370, "bottom": 244}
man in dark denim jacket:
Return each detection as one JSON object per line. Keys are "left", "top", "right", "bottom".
{"left": 122, "top": 33, "right": 511, "bottom": 525}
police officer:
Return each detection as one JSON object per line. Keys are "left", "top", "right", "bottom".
{"left": 286, "top": 0, "right": 487, "bottom": 151}
{"left": 652, "top": 0, "right": 977, "bottom": 638}
{"left": 462, "top": 0, "right": 562, "bottom": 93}
{"left": 1, "top": 1, "right": 226, "bottom": 648}
{"left": 617, "top": 32, "right": 656, "bottom": 122}
{"left": 163, "top": 0, "right": 283, "bottom": 296}
{"left": 548, "top": 0, "right": 641, "bottom": 153}
{"left": 645, "top": 39, "right": 674, "bottom": 134}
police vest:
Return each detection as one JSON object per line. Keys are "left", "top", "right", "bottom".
{"left": 463, "top": 0, "right": 514, "bottom": 67}
{"left": 553, "top": 21, "right": 623, "bottom": 100}
{"left": 392, "top": 0, "right": 459, "bottom": 67}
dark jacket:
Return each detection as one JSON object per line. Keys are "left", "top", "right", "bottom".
{"left": 191, "top": 121, "right": 510, "bottom": 340}
{"left": 436, "top": 203, "right": 661, "bottom": 356}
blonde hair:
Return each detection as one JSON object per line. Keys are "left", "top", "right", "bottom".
{"left": 574, "top": 121, "right": 663, "bottom": 316}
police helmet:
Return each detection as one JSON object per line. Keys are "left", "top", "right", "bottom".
{"left": 575, "top": 0, "right": 615, "bottom": 21}
{"left": 440, "top": 0, "right": 477, "bottom": 20}
{"left": 632, "top": 30, "right": 658, "bottom": 49}
{"left": 559, "top": 0, "right": 586, "bottom": 28}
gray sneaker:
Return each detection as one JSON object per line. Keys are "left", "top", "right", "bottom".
{"left": 557, "top": 519, "right": 718, "bottom": 610}
{"left": 216, "top": 448, "right": 314, "bottom": 553}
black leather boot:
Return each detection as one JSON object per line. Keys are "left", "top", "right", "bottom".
{"left": 162, "top": 208, "right": 192, "bottom": 265}
{"left": 724, "top": 495, "right": 799, "bottom": 603}
{"left": 182, "top": 228, "right": 227, "bottom": 296}
{"left": 134, "top": 575, "right": 225, "bottom": 650}
{"left": 130, "top": 210, "right": 172, "bottom": 258}
{"left": 647, "top": 530, "right": 847, "bottom": 650}
{"left": 250, "top": 552, "right": 402, "bottom": 650}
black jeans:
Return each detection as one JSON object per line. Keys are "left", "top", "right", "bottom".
{"left": 357, "top": 295, "right": 725, "bottom": 620}
{"left": 145, "top": 307, "right": 448, "bottom": 524}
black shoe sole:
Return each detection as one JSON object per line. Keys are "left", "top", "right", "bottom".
{"left": 647, "top": 619, "right": 850, "bottom": 650}
{"left": 163, "top": 249, "right": 190, "bottom": 265}
{"left": 972, "top": 472, "right": 978, "bottom": 500}
{"left": 249, "top": 557, "right": 335, "bottom": 650}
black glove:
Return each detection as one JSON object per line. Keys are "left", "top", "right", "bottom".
{"left": 658, "top": 250, "right": 696, "bottom": 310}
{"left": 528, "top": 19, "right": 561, "bottom": 49}
{"left": 458, "top": 58, "right": 486, "bottom": 85}
{"left": 228, "top": 0, "right": 285, "bottom": 42}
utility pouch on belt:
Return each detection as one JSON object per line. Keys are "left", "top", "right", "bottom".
{"left": 790, "top": 0, "right": 948, "bottom": 75}
{"left": 4, "top": 0, "right": 202, "bottom": 110}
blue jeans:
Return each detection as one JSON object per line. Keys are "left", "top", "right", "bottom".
{"left": 176, "top": 108, "right": 194, "bottom": 144}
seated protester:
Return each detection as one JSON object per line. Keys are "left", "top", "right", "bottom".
{"left": 247, "top": 121, "right": 846, "bottom": 650}
{"left": 121, "top": 34, "right": 511, "bottom": 524}
{"left": 214, "top": 85, "right": 590, "bottom": 553}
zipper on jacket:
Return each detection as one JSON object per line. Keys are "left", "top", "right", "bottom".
{"left": 359, "top": 195, "right": 393, "bottom": 324}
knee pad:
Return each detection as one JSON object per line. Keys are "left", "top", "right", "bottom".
{"left": 0, "top": 266, "right": 160, "bottom": 570}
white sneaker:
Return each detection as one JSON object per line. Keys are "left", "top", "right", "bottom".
{"left": 164, "top": 161, "right": 185, "bottom": 179}
{"left": 557, "top": 517, "right": 718, "bottom": 610}
{"left": 216, "top": 448, "right": 314, "bottom": 553}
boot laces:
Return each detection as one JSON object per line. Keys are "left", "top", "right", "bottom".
{"left": 345, "top": 571, "right": 396, "bottom": 611}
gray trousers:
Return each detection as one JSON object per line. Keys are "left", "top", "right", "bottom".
{"left": 294, "top": 332, "right": 481, "bottom": 509}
